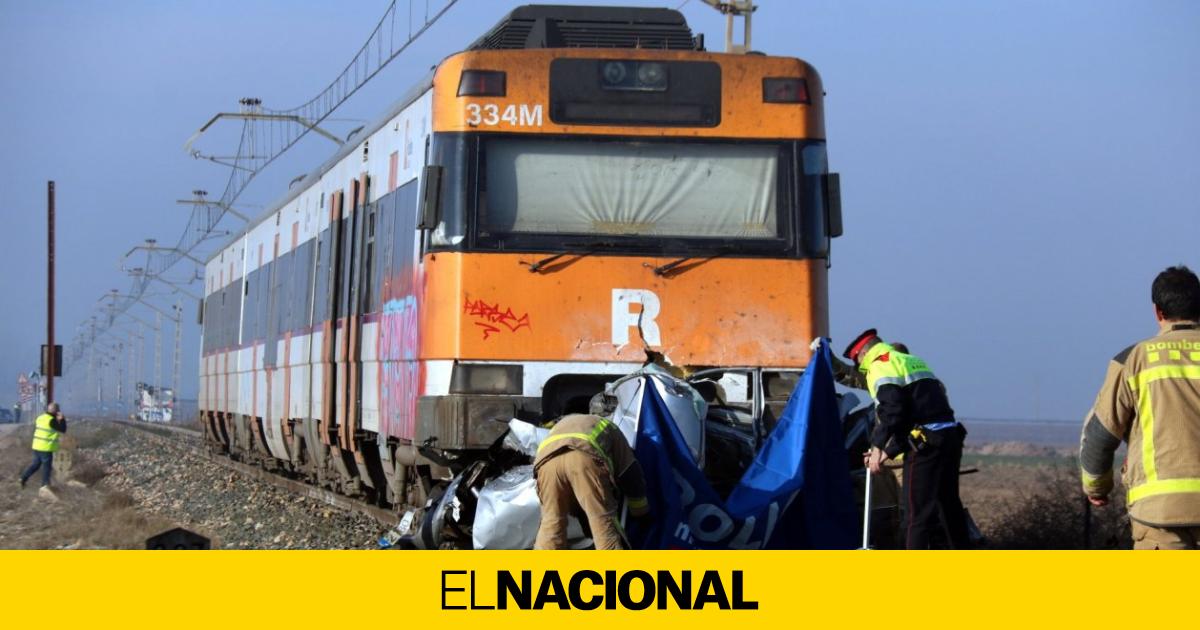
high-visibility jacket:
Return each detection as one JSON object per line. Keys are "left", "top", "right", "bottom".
{"left": 32, "top": 413, "right": 61, "bottom": 453}
{"left": 1081, "top": 321, "right": 1200, "bottom": 527}
{"left": 860, "top": 342, "right": 957, "bottom": 458}
{"left": 534, "top": 414, "right": 649, "bottom": 515}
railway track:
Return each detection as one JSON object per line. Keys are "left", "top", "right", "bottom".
{"left": 112, "top": 420, "right": 401, "bottom": 528}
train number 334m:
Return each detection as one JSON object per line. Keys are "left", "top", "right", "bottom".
{"left": 465, "top": 103, "right": 544, "bottom": 127}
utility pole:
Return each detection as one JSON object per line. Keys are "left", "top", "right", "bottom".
{"left": 128, "top": 330, "right": 137, "bottom": 411}
{"left": 46, "top": 181, "right": 55, "bottom": 403}
{"left": 154, "top": 311, "right": 163, "bottom": 391}
{"left": 172, "top": 299, "right": 182, "bottom": 401}
{"left": 137, "top": 327, "right": 144, "bottom": 402}
{"left": 137, "top": 323, "right": 145, "bottom": 392}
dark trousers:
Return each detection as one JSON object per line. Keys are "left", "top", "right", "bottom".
{"left": 902, "top": 425, "right": 970, "bottom": 549}
{"left": 20, "top": 451, "right": 54, "bottom": 488}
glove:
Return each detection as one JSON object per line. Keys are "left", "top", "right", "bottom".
{"left": 809, "top": 337, "right": 827, "bottom": 352}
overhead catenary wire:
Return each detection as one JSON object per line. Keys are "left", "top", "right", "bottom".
{"left": 63, "top": 0, "right": 460, "bottom": 400}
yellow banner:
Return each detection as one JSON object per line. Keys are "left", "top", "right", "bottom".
{"left": 0, "top": 551, "right": 1189, "bottom": 628}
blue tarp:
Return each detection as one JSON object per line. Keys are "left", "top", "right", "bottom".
{"left": 628, "top": 340, "right": 858, "bottom": 549}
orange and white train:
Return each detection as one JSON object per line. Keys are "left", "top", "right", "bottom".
{"left": 199, "top": 5, "right": 842, "bottom": 508}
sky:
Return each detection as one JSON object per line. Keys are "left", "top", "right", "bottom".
{"left": 0, "top": 0, "right": 1197, "bottom": 423}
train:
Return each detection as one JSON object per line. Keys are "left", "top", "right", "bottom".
{"left": 199, "top": 4, "right": 845, "bottom": 540}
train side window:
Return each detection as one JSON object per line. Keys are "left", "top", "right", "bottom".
{"left": 427, "top": 134, "right": 467, "bottom": 248}
{"left": 241, "top": 274, "right": 253, "bottom": 343}
{"left": 363, "top": 205, "right": 376, "bottom": 313}
{"left": 310, "top": 238, "right": 322, "bottom": 324}
{"left": 233, "top": 278, "right": 245, "bottom": 346}
{"left": 280, "top": 251, "right": 294, "bottom": 336}
{"left": 201, "top": 296, "right": 210, "bottom": 353}
{"left": 301, "top": 241, "right": 312, "bottom": 329}
{"left": 376, "top": 193, "right": 394, "bottom": 306}
{"left": 293, "top": 246, "right": 307, "bottom": 332}
{"left": 258, "top": 259, "right": 269, "bottom": 344}
{"left": 800, "top": 142, "right": 830, "bottom": 258}
{"left": 388, "top": 179, "right": 421, "bottom": 299}
{"left": 315, "top": 231, "right": 330, "bottom": 322}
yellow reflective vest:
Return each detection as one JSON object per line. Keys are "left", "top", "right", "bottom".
{"left": 1081, "top": 322, "right": 1200, "bottom": 527}
{"left": 859, "top": 342, "right": 957, "bottom": 457}
{"left": 32, "top": 413, "right": 61, "bottom": 453}
{"left": 534, "top": 413, "right": 648, "bottom": 513}
{"left": 860, "top": 342, "right": 938, "bottom": 400}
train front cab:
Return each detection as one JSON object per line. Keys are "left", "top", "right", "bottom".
{"left": 412, "top": 45, "right": 842, "bottom": 454}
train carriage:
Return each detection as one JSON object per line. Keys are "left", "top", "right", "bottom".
{"left": 200, "top": 5, "right": 843, "bottom": 512}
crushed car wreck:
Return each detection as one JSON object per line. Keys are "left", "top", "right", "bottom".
{"left": 393, "top": 342, "right": 890, "bottom": 549}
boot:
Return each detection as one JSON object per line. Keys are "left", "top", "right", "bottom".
{"left": 38, "top": 486, "right": 59, "bottom": 502}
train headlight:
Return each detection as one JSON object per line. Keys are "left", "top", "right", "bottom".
{"left": 450, "top": 363, "right": 523, "bottom": 395}
{"left": 599, "top": 60, "right": 669, "bottom": 92}
{"left": 636, "top": 62, "right": 667, "bottom": 90}
{"left": 602, "top": 61, "right": 628, "bottom": 85}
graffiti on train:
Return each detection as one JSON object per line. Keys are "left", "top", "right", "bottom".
{"left": 379, "top": 294, "right": 423, "bottom": 439}
{"left": 463, "top": 297, "right": 532, "bottom": 340}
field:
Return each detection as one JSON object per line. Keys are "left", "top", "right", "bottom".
{"left": 953, "top": 418, "right": 1132, "bottom": 549}
{"left": 1, "top": 420, "right": 1131, "bottom": 549}
{"left": 960, "top": 452, "right": 1131, "bottom": 549}
{"left": 0, "top": 422, "right": 177, "bottom": 549}
{"left": 0, "top": 421, "right": 380, "bottom": 549}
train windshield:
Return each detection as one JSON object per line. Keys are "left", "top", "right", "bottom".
{"left": 481, "top": 137, "right": 781, "bottom": 240}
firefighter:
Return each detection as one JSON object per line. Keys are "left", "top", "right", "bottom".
{"left": 844, "top": 330, "right": 971, "bottom": 549}
{"left": 533, "top": 413, "right": 649, "bottom": 550}
{"left": 19, "top": 402, "right": 67, "bottom": 501}
{"left": 1081, "top": 265, "right": 1200, "bottom": 549}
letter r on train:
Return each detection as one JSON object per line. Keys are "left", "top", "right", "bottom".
{"left": 612, "top": 289, "right": 661, "bottom": 346}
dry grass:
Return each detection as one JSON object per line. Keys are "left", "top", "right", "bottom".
{"left": 102, "top": 492, "right": 136, "bottom": 510}
{"left": 981, "top": 461, "right": 1131, "bottom": 549}
{"left": 0, "top": 423, "right": 179, "bottom": 549}
{"left": 73, "top": 423, "right": 123, "bottom": 449}
{"left": 45, "top": 490, "right": 179, "bottom": 549}
{"left": 70, "top": 457, "right": 109, "bottom": 486}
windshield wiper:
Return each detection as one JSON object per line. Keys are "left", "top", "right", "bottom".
{"left": 522, "top": 240, "right": 619, "bottom": 273}
{"left": 649, "top": 245, "right": 739, "bottom": 276}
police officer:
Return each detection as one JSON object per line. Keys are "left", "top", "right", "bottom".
{"left": 1081, "top": 265, "right": 1200, "bottom": 549}
{"left": 844, "top": 330, "right": 971, "bottom": 549}
{"left": 533, "top": 413, "right": 649, "bottom": 550}
{"left": 19, "top": 402, "right": 67, "bottom": 499}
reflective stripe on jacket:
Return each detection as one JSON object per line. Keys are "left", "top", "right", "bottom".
{"left": 534, "top": 413, "right": 648, "bottom": 509}
{"left": 32, "top": 413, "right": 60, "bottom": 453}
{"left": 860, "top": 342, "right": 956, "bottom": 457}
{"left": 1081, "top": 322, "right": 1200, "bottom": 527}
{"left": 862, "top": 342, "right": 937, "bottom": 399}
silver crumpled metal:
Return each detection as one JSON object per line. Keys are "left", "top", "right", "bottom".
{"left": 471, "top": 464, "right": 588, "bottom": 549}
{"left": 501, "top": 418, "right": 550, "bottom": 457}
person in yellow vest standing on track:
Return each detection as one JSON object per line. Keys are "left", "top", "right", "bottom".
{"left": 19, "top": 402, "right": 68, "bottom": 500}
{"left": 533, "top": 413, "right": 649, "bottom": 550}
{"left": 1081, "top": 265, "right": 1200, "bottom": 549}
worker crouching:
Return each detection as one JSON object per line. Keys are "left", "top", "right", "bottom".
{"left": 533, "top": 414, "right": 649, "bottom": 550}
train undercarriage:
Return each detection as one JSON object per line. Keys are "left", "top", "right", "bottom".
{"left": 200, "top": 364, "right": 896, "bottom": 549}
